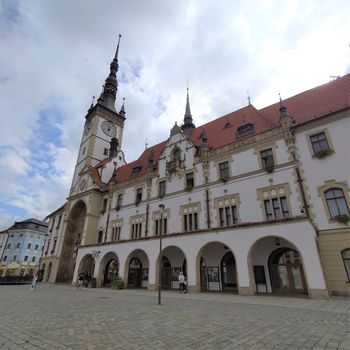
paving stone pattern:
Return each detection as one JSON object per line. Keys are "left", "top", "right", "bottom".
{"left": 0, "top": 284, "right": 349, "bottom": 350}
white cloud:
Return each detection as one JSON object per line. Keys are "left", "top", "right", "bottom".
{"left": 0, "top": 0, "right": 349, "bottom": 228}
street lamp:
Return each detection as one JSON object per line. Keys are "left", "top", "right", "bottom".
{"left": 158, "top": 204, "right": 165, "bottom": 305}
{"left": 31, "top": 233, "right": 49, "bottom": 290}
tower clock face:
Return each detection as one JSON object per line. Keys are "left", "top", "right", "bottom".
{"left": 101, "top": 121, "right": 117, "bottom": 137}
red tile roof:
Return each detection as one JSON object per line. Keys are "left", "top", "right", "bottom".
{"left": 107, "top": 74, "right": 350, "bottom": 185}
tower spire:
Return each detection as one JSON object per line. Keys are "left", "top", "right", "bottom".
{"left": 97, "top": 34, "right": 122, "bottom": 112}
{"left": 181, "top": 83, "right": 195, "bottom": 136}
{"left": 279, "top": 93, "right": 290, "bottom": 118}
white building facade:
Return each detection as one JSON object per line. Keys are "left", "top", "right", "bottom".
{"left": 42, "top": 42, "right": 350, "bottom": 298}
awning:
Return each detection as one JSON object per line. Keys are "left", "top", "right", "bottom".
{"left": 7, "top": 262, "right": 21, "bottom": 269}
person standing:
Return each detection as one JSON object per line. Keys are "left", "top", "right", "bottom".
{"left": 77, "top": 272, "right": 84, "bottom": 290}
{"left": 178, "top": 272, "right": 185, "bottom": 294}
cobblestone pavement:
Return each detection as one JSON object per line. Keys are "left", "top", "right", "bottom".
{"left": 0, "top": 284, "right": 349, "bottom": 350}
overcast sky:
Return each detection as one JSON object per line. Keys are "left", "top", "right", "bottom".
{"left": 0, "top": 0, "right": 349, "bottom": 230}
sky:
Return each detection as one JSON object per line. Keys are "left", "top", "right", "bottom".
{"left": 0, "top": 0, "right": 349, "bottom": 230}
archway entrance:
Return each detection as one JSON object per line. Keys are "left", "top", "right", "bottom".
{"left": 248, "top": 236, "right": 308, "bottom": 296}
{"left": 57, "top": 201, "right": 87, "bottom": 283}
{"left": 158, "top": 246, "right": 187, "bottom": 290}
{"left": 221, "top": 252, "right": 238, "bottom": 292}
{"left": 197, "top": 242, "right": 238, "bottom": 293}
{"left": 125, "top": 249, "right": 149, "bottom": 289}
{"left": 103, "top": 259, "right": 118, "bottom": 287}
{"left": 128, "top": 258, "right": 143, "bottom": 288}
{"left": 161, "top": 256, "right": 172, "bottom": 289}
{"left": 269, "top": 248, "right": 307, "bottom": 294}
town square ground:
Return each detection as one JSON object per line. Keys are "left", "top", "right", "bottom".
{"left": 0, "top": 284, "right": 349, "bottom": 350}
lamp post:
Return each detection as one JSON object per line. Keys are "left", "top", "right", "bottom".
{"left": 31, "top": 233, "right": 49, "bottom": 290}
{"left": 158, "top": 204, "right": 165, "bottom": 305}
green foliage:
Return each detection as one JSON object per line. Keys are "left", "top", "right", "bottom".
{"left": 335, "top": 215, "right": 350, "bottom": 225}
{"left": 315, "top": 149, "right": 334, "bottom": 159}
{"left": 111, "top": 276, "right": 124, "bottom": 289}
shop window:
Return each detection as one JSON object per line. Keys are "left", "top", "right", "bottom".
{"left": 342, "top": 249, "right": 350, "bottom": 281}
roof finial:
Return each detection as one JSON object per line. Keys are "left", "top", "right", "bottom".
{"left": 119, "top": 97, "right": 126, "bottom": 117}
{"left": 279, "top": 93, "right": 290, "bottom": 118}
{"left": 115, "top": 34, "right": 122, "bottom": 60}
{"left": 145, "top": 137, "right": 148, "bottom": 149}
{"left": 97, "top": 36, "right": 122, "bottom": 112}
{"left": 247, "top": 90, "right": 251, "bottom": 105}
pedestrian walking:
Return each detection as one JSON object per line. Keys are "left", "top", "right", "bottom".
{"left": 178, "top": 271, "right": 185, "bottom": 293}
{"left": 30, "top": 275, "right": 38, "bottom": 292}
{"left": 84, "top": 272, "right": 91, "bottom": 289}
{"left": 77, "top": 272, "right": 84, "bottom": 290}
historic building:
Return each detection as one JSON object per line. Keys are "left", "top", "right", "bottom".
{"left": 0, "top": 218, "right": 48, "bottom": 279}
{"left": 41, "top": 39, "right": 350, "bottom": 297}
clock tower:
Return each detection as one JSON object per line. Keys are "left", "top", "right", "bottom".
{"left": 70, "top": 35, "right": 126, "bottom": 195}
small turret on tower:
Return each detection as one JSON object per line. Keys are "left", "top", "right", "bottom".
{"left": 181, "top": 86, "right": 196, "bottom": 136}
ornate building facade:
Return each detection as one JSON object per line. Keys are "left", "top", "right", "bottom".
{"left": 42, "top": 40, "right": 350, "bottom": 297}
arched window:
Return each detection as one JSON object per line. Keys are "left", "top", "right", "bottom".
{"left": 172, "top": 148, "right": 181, "bottom": 160}
{"left": 341, "top": 249, "right": 350, "bottom": 281}
{"left": 325, "top": 188, "right": 350, "bottom": 218}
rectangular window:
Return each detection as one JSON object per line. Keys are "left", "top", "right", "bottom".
{"left": 52, "top": 239, "right": 57, "bottom": 253}
{"left": 16, "top": 242, "right": 21, "bottom": 248}
{"left": 32, "top": 256, "right": 36, "bottom": 263}
{"left": 27, "top": 243, "right": 31, "bottom": 249}
{"left": 24, "top": 255, "right": 28, "bottom": 262}
{"left": 183, "top": 213, "right": 199, "bottom": 232}
{"left": 154, "top": 218, "right": 167, "bottom": 235}
{"left": 310, "top": 132, "right": 330, "bottom": 154}
{"left": 57, "top": 215, "right": 62, "bottom": 229}
{"left": 159, "top": 181, "right": 166, "bottom": 196}
{"left": 50, "top": 218, "right": 55, "bottom": 232}
{"left": 219, "top": 206, "right": 237, "bottom": 226}
{"left": 136, "top": 188, "right": 142, "bottom": 203}
{"left": 35, "top": 244, "right": 39, "bottom": 250}
{"left": 260, "top": 148, "right": 274, "bottom": 168}
{"left": 7, "top": 243, "right": 11, "bottom": 249}
{"left": 219, "top": 161, "right": 230, "bottom": 179}
{"left": 104, "top": 148, "right": 108, "bottom": 156}
{"left": 131, "top": 223, "right": 142, "bottom": 239}
{"left": 186, "top": 172, "right": 194, "bottom": 189}
{"left": 264, "top": 197, "right": 289, "bottom": 220}
{"left": 102, "top": 199, "right": 108, "bottom": 213}
{"left": 13, "top": 255, "right": 17, "bottom": 262}
{"left": 117, "top": 194, "right": 123, "bottom": 207}
{"left": 3, "top": 256, "right": 7, "bottom": 262}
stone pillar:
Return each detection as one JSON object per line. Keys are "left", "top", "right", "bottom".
{"left": 236, "top": 252, "right": 254, "bottom": 296}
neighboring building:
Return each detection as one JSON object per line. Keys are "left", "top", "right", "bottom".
{"left": 0, "top": 218, "right": 48, "bottom": 278}
{"left": 43, "top": 39, "right": 350, "bottom": 297}
{"left": 0, "top": 230, "right": 9, "bottom": 269}
{"left": 41, "top": 204, "right": 66, "bottom": 282}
